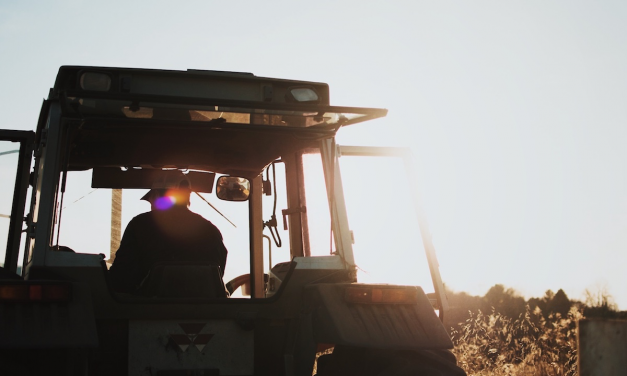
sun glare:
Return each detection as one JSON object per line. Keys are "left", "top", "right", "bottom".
{"left": 154, "top": 196, "right": 176, "bottom": 210}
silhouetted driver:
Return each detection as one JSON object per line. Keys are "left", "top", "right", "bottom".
{"left": 109, "top": 178, "right": 227, "bottom": 294}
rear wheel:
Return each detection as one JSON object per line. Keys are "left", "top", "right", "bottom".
{"left": 226, "top": 273, "right": 269, "bottom": 295}
{"left": 315, "top": 346, "right": 466, "bottom": 376}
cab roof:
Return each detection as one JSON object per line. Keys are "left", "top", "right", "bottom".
{"left": 50, "top": 66, "right": 387, "bottom": 179}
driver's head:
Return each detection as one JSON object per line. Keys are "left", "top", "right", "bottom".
{"left": 141, "top": 177, "right": 192, "bottom": 211}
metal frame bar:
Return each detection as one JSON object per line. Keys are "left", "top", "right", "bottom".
{"left": 28, "top": 103, "right": 64, "bottom": 271}
{"left": 0, "top": 130, "right": 35, "bottom": 273}
{"left": 321, "top": 139, "right": 356, "bottom": 269}
{"left": 62, "top": 90, "right": 387, "bottom": 116}
{"left": 61, "top": 91, "right": 388, "bottom": 128}
{"left": 249, "top": 176, "right": 265, "bottom": 298}
{"left": 79, "top": 117, "right": 339, "bottom": 138}
{"left": 283, "top": 153, "right": 304, "bottom": 258}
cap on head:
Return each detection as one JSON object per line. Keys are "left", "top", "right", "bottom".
{"left": 141, "top": 175, "right": 192, "bottom": 208}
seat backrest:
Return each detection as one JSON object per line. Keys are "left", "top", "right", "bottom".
{"left": 139, "top": 262, "right": 228, "bottom": 298}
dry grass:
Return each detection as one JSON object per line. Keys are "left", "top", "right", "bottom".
{"left": 450, "top": 305, "right": 582, "bottom": 376}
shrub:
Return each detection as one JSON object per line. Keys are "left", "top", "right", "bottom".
{"left": 450, "top": 305, "right": 581, "bottom": 376}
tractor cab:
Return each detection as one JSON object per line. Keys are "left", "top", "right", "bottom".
{"left": 0, "top": 66, "right": 463, "bottom": 376}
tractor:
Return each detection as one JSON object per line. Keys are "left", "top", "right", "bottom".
{"left": 0, "top": 66, "right": 465, "bottom": 375}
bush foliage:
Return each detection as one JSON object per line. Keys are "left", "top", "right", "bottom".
{"left": 446, "top": 285, "right": 624, "bottom": 375}
{"left": 451, "top": 306, "right": 580, "bottom": 375}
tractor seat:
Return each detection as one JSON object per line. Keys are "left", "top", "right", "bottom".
{"left": 138, "top": 262, "right": 229, "bottom": 298}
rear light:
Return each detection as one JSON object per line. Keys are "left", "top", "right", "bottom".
{"left": 285, "top": 86, "right": 319, "bottom": 103}
{"left": 0, "top": 283, "right": 72, "bottom": 303}
{"left": 344, "top": 286, "right": 417, "bottom": 304}
{"left": 80, "top": 72, "right": 111, "bottom": 91}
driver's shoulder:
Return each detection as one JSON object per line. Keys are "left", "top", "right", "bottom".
{"left": 131, "top": 211, "right": 157, "bottom": 225}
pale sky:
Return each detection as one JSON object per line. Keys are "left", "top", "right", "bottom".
{"left": 2, "top": 1, "right": 627, "bottom": 308}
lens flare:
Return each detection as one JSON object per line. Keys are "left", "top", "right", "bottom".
{"left": 154, "top": 196, "right": 176, "bottom": 210}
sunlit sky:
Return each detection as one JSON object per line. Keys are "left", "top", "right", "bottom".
{"left": 2, "top": 1, "right": 627, "bottom": 308}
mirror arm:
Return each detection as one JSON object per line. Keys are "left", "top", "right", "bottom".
{"left": 195, "top": 192, "right": 237, "bottom": 228}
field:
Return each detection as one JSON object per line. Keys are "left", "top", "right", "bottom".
{"left": 445, "top": 284, "right": 627, "bottom": 375}
{"left": 450, "top": 306, "right": 581, "bottom": 376}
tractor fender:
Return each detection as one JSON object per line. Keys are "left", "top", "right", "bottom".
{"left": 0, "top": 280, "right": 98, "bottom": 348}
{"left": 305, "top": 283, "right": 453, "bottom": 350}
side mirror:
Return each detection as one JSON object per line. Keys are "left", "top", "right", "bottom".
{"left": 216, "top": 176, "right": 251, "bottom": 201}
